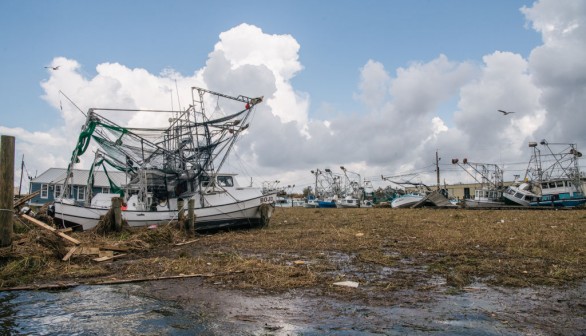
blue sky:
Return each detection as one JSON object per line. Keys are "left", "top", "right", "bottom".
{"left": 1, "top": 1, "right": 539, "bottom": 130}
{"left": 1, "top": 0, "right": 584, "bottom": 191}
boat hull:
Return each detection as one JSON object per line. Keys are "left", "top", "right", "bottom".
{"left": 530, "top": 198, "right": 586, "bottom": 208}
{"left": 502, "top": 184, "right": 538, "bottom": 207}
{"left": 464, "top": 199, "right": 505, "bottom": 208}
{"left": 53, "top": 193, "right": 277, "bottom": 231}
{"left": 391, "top": 195, "right": 424, "bottom": 208}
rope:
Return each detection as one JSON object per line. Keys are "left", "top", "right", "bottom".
{"left": 0, "top": 209, "right": 15, "bottom": 212}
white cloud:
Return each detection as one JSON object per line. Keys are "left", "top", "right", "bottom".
{"left": 523, "top": 0, "right": 586, "bottom": 143}
{"left": 3, "top": 1, "right": 585, "bottom": 193}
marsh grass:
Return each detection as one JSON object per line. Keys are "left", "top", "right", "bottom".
{"left": 1, "top": 208, "right": 585, "bottom": 294}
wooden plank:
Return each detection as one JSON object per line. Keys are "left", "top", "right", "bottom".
{"left": 13, "top": 191, "right": 40, "bottom": 209}
{"left": 62, "top": 246, "right": 78, "bottom": 261}
{"left": 21, "top": 214, "right": 81, "bottom": 245}
{"left": 93, "top": 254, "right": 126, "bottom": 262}
{"left": 98, "top": 250, "right": 114, "bottom": 258}
{"left": 100, "top": 245, "right": 129, "bottom": 252}
{"left": 174, "top": 239, "right": 199, "bottom": 246}
{"left": 75, "top": 247, "right": 100, "bottom": 255}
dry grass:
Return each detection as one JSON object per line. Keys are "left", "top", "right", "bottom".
{"left": 1, "top": 208, "right": 585, "bottom": 296}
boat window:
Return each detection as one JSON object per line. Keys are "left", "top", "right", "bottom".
{"left": 556, "top": 181, "right": 564, "bottom": 188}
{"left": 515, "top": 192, "right": 523, "bottom": 199}
{"left": 549, "top": 182, "right": 556, "bottom": 188}
{"left": 200, "top": 176, "right": 210, "bottom": 187}
{"left": 217, "top": 176, "right": 234, "bottom": 187}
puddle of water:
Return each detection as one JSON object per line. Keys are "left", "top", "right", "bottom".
{"left": 1, "top": 279, "right": 584, "bottom": 335}
{"left": 0, "top": 285, "right": 209, "bottom": 335}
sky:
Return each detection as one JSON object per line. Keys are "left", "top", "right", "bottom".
{"left": 1, "top": 0, "right": 585, "bottom": 193}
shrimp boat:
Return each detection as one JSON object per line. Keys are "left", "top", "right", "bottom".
{"left": 527, "top": 140, "right": 585, "bottom": 208}
{"left": 52, "top": 87, "right": 277, "bottom": 231}
{"left": 451, "top": 159, "right": 506, "bottom": 207}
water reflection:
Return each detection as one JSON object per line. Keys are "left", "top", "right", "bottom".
{"left": 0, "top": 285, "right": 208, "bottom": 335}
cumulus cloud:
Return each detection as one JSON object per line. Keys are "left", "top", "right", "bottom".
{"left": 2, "top": 1, "right": 585, "bottom": 192}
{"left": 523, "top": 0, "right": 586, "bottom": 143}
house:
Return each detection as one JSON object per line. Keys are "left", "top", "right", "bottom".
{"left": 29, "top": 168, "right": 128, "bottom": 206}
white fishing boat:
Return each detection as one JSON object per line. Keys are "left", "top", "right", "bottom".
{"left": 503, "top": 182, "right": 539, "bottom": 206}
{"left": 452, "top": 159, "right": 506, "bottom": 208}
{"left": 337, "top": 195, "right": 361, "bottom": 208}
{"left": 504, "top": 140, "right": 585, "bottom": 208}
{"left": 465, "top": 189, "right": 505, "bottom": 208}
{"left": 391, "top": 192, "right": 426, "bottom": 208}
{"left": 52, "top": 87, "right": 277, "bottom": 231}
{"left": 527, "top": 140, "right": 585, "bottom": 208}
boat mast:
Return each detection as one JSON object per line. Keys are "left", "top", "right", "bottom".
{"left": 189, "top": 87, "right": 263, "bottom": 205}
{"left": 63, "top": 109, "right": 95, "bottom": 199}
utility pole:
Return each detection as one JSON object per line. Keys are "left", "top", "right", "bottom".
{"left": 435, "top": 149, "right": 441, "bottom": 190}
{"left": 1, "top": 135, "right": 15, "bottom": 247}
{"left": 18, "top": 154, "right": 24, "bottom": 196}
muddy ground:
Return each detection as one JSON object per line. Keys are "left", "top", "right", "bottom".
{"left": 3, "top": 207, "right": 586, "bottom": 335}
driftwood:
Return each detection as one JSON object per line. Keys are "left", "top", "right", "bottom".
{"left": 174, "top": 239, "right": 199, "bottom": 246}
{"left": 61, "top": 246, "right": 79, "bottom": 261}
{"left": 93, "top": 253, "right": 127, "bottom": 262}
{"left": 13, "top": 191, "right": 40, "bottom": 209}
{"left": 0, "top": 270, "right": 245, "bottom": 291}
{"left": 21, "top": 214, "right": 80, "bottom": 245}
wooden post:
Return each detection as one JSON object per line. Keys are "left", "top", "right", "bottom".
{"left": 0, "top": 135, "right": 15, "bottom": 247}
{"left": 259, "top": 203, "right": 271, "bottom": 228}
{"left": 112, "top": 197, "right": 122, "bottom": 231}
{"left": 177, "top": 199, "right": 185, "bottom": 223}
{"left": 187, "top": 198, "right": 195, "bottom": 234}
{"left": 21, "top": 214, "right": 81, "bottom": 245}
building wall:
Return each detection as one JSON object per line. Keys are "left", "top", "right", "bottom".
{"left": 29, "top": 182, "right": 110, "bottom": 206}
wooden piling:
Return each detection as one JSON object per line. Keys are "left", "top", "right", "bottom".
{"left": 259, "top": 203, "right": 271, "bottom": 228}
{"left": 187, "top": 198, "right": 195, "bottom": 234}
{"left": 112, "top": 197, "right": 122, "bottom": 231}
{"left": 0, "top": 135, "right": 15, "bottom": 247}
{"left": 178, "top": 199, "right": 185, "bottom": 222}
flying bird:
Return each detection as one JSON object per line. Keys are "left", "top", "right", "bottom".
{"left": 44, "top": 66, "right": 60, "bottom": 70}
{"left": 497, "top": 109, "right": 515, "bottom": 115}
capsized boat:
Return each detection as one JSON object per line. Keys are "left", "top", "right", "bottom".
{"left": 52, "top": 87, "right": 277, "bottom": 230}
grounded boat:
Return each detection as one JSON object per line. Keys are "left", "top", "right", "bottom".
{"left": 504, "top": 140, "right": 585, "bottom": 208}
{"left": 465, "top": 189, "right": 505, "bottom": 208}
{"left": 503, "top": 182, "right": 539, "bottom": 206}
{"left": 275, "top": 197, "right": 304, "bottom": 207}
{"left": 526, "top": 140, "right": 585, "bottom": 208}
{"left": 452, "top": 159, "right": 506, "bottom": 208}
{"left": 52, "top": 87, "right": 277, "bottom": 231}
{"left": 337, "top": 195, "right": 362, "bottom": 208}
{"left": 530, "top": 178, "right": 585, "bottom": 207}
{"left": 391, "top": 193, "right": 426, "bottom": 208}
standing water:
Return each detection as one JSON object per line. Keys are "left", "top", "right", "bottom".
{"left": 0, "top": 284, "right": 210, "bottom": 335}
